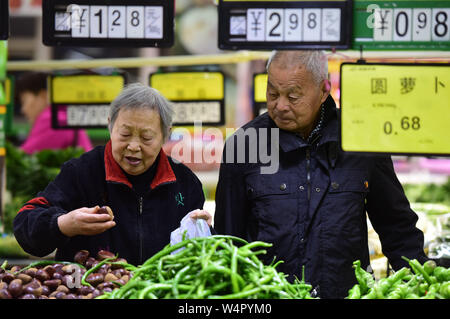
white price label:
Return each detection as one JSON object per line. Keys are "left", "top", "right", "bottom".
{"left": 172, "top": 102, "right": 221, "bottom": 124}
{"left": 230, "top": 16, "right": 246, "bottom": 35}
{"left": 393, "top": 9, "right": 412, "bottom": 41}
{"left": 71, "top": 5, "right": 90, "bottom": 38}
{"left": 90, "top": 6, "right": 108, "bottom": 38}
{"left": 432, "top": 8, "right": 450, "bottom": 41}
{"left": 127, "top": 6, "right": 145, "bottom": 38}
{"left": 284, "top": 9, "right": 302, "bottom": 41}
{"left": 55, "top": 12, "right": 71, "bottom": 31}
{"left": 266, "top": 9, "right": 284, "bottom": 42}
{"left": 145, "top": 6, "right": 163, "bottom": 39}
{"left": 373, "top": 7, "right": 450, "bottom": 42}
{"left": 247, "top": 8, "right": 266, "bottom": 41}
{"left": 373, "top": 8, "right": 393, "bottom": 41}
{"left": 413, "top": 9, "right": 431, "bottom": 41}
{"left": 59, "top": 5, "right": 164, "bottom": 39}
{"left": 303, "top": 9, "right": 321, "bottom": 41}
{"left": 322, "top": 8, "right": 341, "bottom": 41}
{"left": 244, "top": 7, "right": 341, "bottom": 42}
{"left": 67, "top": 105, "right": 109, "bottom": 126}
{"left": 108, "top": 6, "right": 126, "bottom": 38}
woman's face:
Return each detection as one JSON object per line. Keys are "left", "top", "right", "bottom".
{"left": 110, "top": 107, "right": 164, "bottom": 176}
{"left": 20, "top": 90, "right": 48, "bottom": 125}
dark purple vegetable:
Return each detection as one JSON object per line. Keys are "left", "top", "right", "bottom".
{"left": 17, "top": 273, "right": 32, "bottom": 284}
{"left": 97, "top": 250, "right": 115, "bottom": 261}
{"left": 0, "top": 289, "right": 12, "bottom": 299}
{"left": 85, "top": 273, "right": 104, "bottom": 287}
{"left": 74, "top": 250, "right": 90, "bottom": 265}
{"left": 35, "top": 269, "right": 50, "bottom": 282}
{"left": 43, "top": 279, "right": 61, "bottom": 290}
{"left": 7, "top": 279, "right": 23, "bottom": 298}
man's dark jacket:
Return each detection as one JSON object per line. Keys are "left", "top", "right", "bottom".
{"left": 14, "top": 141, "right": 205, "bottom": 266}
{"left": 214, "top": 95, "right": 427, "bottom": 299}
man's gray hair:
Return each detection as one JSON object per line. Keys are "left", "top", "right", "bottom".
{"left": 108, "top": 82, "right": 174, "bottom": 141}
{"left": 266, "top": 50, "right": 328, "bottom": 84}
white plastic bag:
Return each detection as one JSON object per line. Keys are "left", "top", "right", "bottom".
{"left": 170, "top": 209, "right": 211, "bottom": 252}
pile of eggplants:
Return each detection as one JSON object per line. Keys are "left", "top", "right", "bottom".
{"left": 0, "top": 250, "right": 132, "bottom": 299}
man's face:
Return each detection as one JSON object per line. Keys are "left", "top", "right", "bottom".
{"left": 110, "top": 107, "right": 164, "bottom": 176}
{"left": 266, "top": 61, "right": 329, "bottom": 136}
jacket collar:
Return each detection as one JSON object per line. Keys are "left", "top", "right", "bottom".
{"left": 275, "top": 95, "right": 339, "bottom": 153}
{"left": 104, "top": 140, "right": 176, "bottom": 190}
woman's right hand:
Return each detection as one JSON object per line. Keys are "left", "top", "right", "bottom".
{"left": 57, "top": 206, "right": 116, "bottom": 237}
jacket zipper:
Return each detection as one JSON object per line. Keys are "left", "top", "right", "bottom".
{"left": 306, "top": 148, "right": 311, "bottom": 201}
{"left": 138, "top": 196, "right": 144, "bottom": 264}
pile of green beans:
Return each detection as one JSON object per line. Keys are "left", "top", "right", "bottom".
{"left": 98, "top": 235, "right": 316, "bottom": 299}
{"left": 347, "top": 258, "right": 450, "bottom": 299}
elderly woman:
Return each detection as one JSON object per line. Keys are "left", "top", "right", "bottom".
{"left": 13, "top": 83, "right": 209, "bottom": 265}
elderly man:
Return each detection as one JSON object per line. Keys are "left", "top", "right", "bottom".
{"left": 214, "top": 50, "right": 427, "bottom": 299}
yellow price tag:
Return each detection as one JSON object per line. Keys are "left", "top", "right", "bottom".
{"left": 51, "top": 75, "right": 125, "bottom": 103}
{"left": 4, "top": 77, "right": 10, "bottom": 105}
{"left": 254, "top": 73, "right": 267, "bottom": 103}
{"left": 340, "top": 63, "right": 450, "bottom": 155}
{"left": 150, "top": 72, "right": 224, "bottom": 101}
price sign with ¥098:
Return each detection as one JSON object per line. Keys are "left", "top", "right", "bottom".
{"left": 340, "top": 63, "right": 450, "bottom": 156}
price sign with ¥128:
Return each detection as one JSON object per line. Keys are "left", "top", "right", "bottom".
{"left": 219, "top": 0, "right": 352, "bottom": 50}
{"left": 43, "top": 0, "right": 174, "bottom": 47}
{"left": 150, "top": 72, "right": 225, "bottom": 126}
{"left": 50, "top": 74, "right": 126, "bottom": 129}
{"left": 340, "top": 63, "right": 450, "bottom": 156}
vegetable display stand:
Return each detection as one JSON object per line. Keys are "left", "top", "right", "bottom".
{"left": 0, "top": 249, "right": 132, "bottom": 299}
{"left": 347, "top": 258, "right": 450, "bottom": 299}
{"left": 99, "top": 235, "right": 316, "bottom": 299}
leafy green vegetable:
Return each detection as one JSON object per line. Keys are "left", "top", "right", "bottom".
{"left": 2, "top": 141, "right": 85, "bottom": 235}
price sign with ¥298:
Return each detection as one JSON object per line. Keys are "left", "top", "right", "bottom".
{"left": 340, "top": 63, "right": 450, "bottom": 156}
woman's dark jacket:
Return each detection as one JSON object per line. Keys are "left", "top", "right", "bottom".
{"left": 13, "top": 141, "right": 205, "bottom": 266}
{"left": 214, "top": 95, "right": 427, "bottom": 299}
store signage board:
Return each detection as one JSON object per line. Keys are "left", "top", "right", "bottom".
{"left": 0, "top": 0, "right": 8, "bottom": 40}
{"left": 340, "top": 63, "right": 450, "bottom": 156}
{"left": 218, "top": 0, "right": 353, "bottom": 50}
{"left": 353, "top": 0, "right": 450, "bottom": 50}
{"left": 150, "top": 72, "right": 225, "bottom": 126}
{"left": 50, "top": 74, "right": 125, "bottom": 129}
{"left": 253, "top": 73, "right": 268, "bottom": 117}
{"left": 42, "top": 0, "right": 174, "bottom": 47}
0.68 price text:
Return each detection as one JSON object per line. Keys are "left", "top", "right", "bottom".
{"left": 383, "top": 116, "right": 421, "bottom": 135}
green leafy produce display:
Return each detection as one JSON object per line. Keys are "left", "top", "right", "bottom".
{"left": 98, "top": 235, "right": 316, "bottom": 299}
{"left": 2, "top": 141, "right": 84, "bottom": 234}
{"left": 0, "top": 234, "right": 29, "bottom": 259}
{"left": 404, "top": 178, "right": 450, "bottom": 205}
{"left": 347, "top": 259, "right": 450, "bottom": 299}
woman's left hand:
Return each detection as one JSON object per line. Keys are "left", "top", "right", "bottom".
{"left": 189, "top": 209, "right": 213, "bottom": 226}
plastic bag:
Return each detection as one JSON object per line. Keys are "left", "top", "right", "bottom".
{"left": 170, "top": 209, "right": 211, "bottom": 252}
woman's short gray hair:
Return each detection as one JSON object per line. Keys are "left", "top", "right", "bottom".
{"left": 108, "top": 83, "right": 174, "bottom": 141}
{"left": 266, "top": 50, "right": 328, "bottom": 84}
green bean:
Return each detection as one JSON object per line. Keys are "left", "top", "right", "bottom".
{"left": 230, "top": 246, "right": 240, "bottom": 293}
{"left": 172, "top": 265, "right": 190, "bottom": 298}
